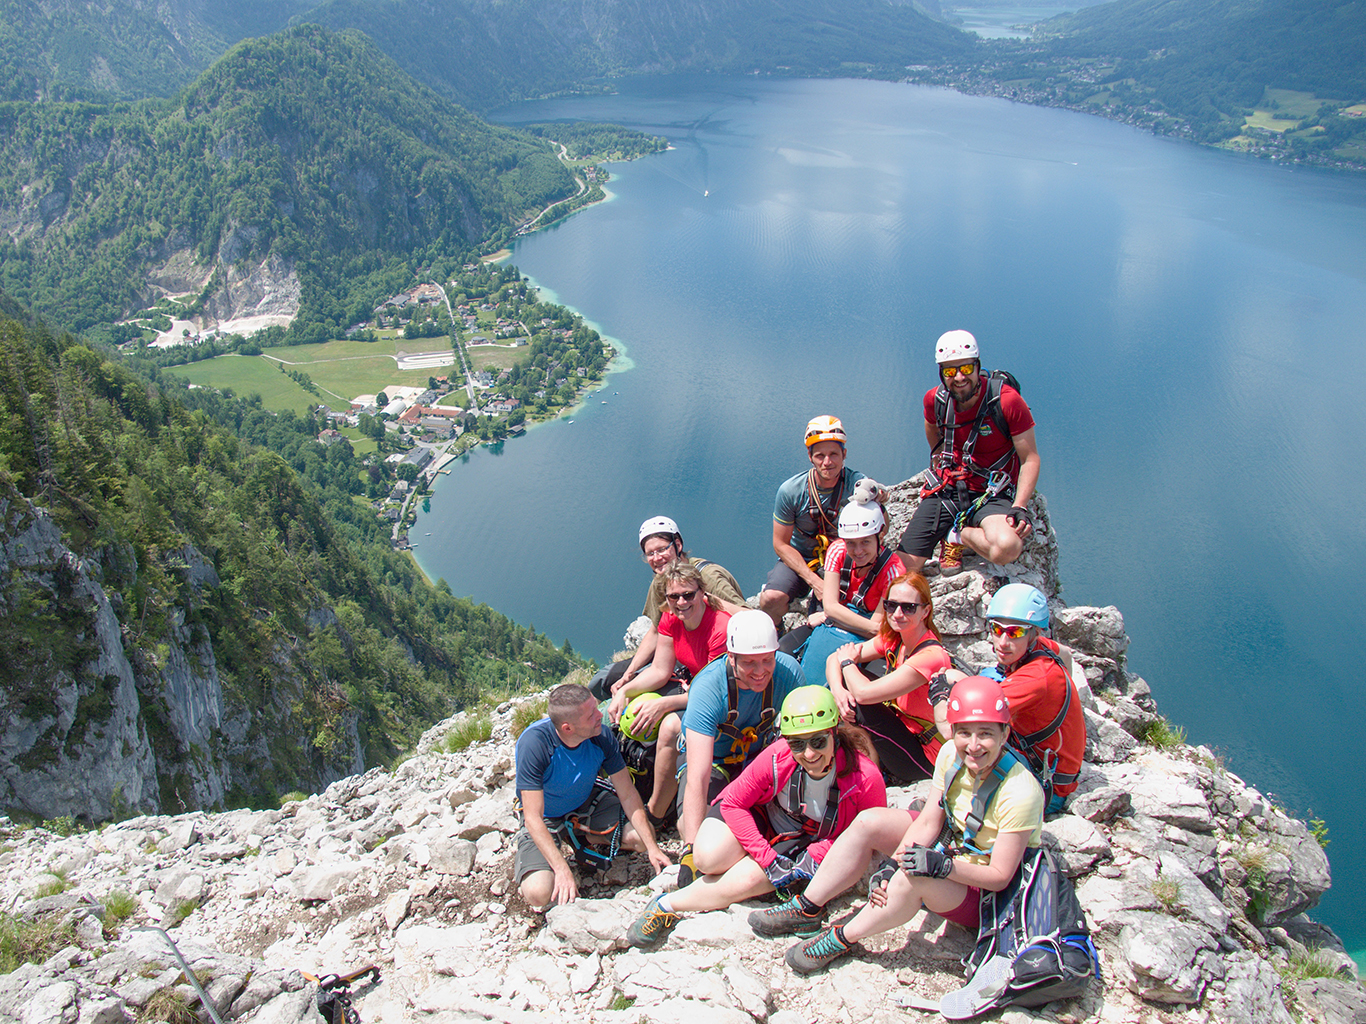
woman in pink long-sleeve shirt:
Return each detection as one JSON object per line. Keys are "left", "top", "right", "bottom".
{"left": 625, "top": 686, "right": 886, "bottom": 947}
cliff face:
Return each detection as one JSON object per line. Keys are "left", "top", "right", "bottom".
{"left": 0, "top": 481, "right": 362, "bottom": 823}
{"left": 0, "top": 483, "right": 1358, "bottom": 1024}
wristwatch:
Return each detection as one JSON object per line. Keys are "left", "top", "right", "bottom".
{"left": 839, "top": 659, "right": 854, "bottom": 670}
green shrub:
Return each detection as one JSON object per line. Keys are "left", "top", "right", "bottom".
{"left": 140, "top": 986, "right": 199, "bottom": 1024}
{"left": 1283, "top": 946, "right": 1341, "bottom": 982}
{"left": 443, "top": 716, "right": 492, "bottom": 753}
{"left": 41, "top": 816, "right": 83, "bottom": 837}
{"left": 0, "top": 912, "right": 77, "bottom": 973}
{"left": 1308, "top": 811, "right": 1330, "bottom": 848}
{"left": 279, "top": 791, "right": 310, "bottom": 806}
{"left": 511, "top": 697, "right": 548, "bottom": 738}
{"left": 1150, "top": 875, "right": 1182, "bottom": 915}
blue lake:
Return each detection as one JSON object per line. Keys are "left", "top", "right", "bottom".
{"left": 414, "top": 75, "right": 1366, "bottom": 952}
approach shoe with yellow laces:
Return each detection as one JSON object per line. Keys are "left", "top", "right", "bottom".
{"left": 627, "top": 895, "right": 680, "bottom": 948}
{"left": 939, "top": 539, "right": 964, "bottom": 577}
{"left": 748, "top": 896, "right": 825, "bottom": 938}
{"left": 786, "top": 926, "right": 854, "bottom": 974}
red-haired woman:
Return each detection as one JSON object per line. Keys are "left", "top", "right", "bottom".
{"left": 826, "top": 572, "right": 952, "bottom": 782}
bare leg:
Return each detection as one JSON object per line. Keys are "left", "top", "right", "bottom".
{"left": 961, "top": 513, "right": 1024, "bottom": 566}
{"left": 839, "top": 871, "right": 970, "bottom": 943}
{"left": 900, "top": 553, "right": 928, "bottom": 573}
{"left": 802, "top": 807, "right": 914, "bottom": 905}
{"left": 669, "top": 818, "right": 773, "bottom": 913}
{"left": 647, "top": 714, "right": 682, "bottom": 817}
{"left": 758, "top": 589, "right": 790, "bottom": 626}
{"left": 519, "top": 869, "right": 554, "bottom": 911}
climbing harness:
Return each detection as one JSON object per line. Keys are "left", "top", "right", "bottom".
{"left": 924, "top": 369, "right": 1022, "bottom": 500}
{"left": 716, "top": 660, "right": 777, "bottom": 768}
{"left": 800, "top": 469, "right": 846, "bottom": 570}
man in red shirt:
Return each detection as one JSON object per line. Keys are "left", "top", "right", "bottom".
{"left": 940, "top": 583, "right": 1084, "bottom": 813}
{"left": 899, "top": 330, "right": 1041, "bottom": 575}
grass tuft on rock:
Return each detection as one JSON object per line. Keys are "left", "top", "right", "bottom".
{"left": 443, "top": 716, "right": 493, "bottom": 753}
{"left": 0, "top": 912, "right": 78, "bottom": 973}
{"left": 511, "top": 697, "right": 548, "bottom": 738}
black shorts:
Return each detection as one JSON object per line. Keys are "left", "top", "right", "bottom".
{"left": 897, "top": 492, "right": 1018, "bottom": 559}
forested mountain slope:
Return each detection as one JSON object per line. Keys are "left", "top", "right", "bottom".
{"left": 0, "top": 0, "right": 314, "bottom": 101}
{"left": 0, "top": 298, "right": 581, "bottom": 822}
{"left": 1006, "top": 0, "right": 1366, "bottom": 141}
{"left": 301, "top": 0, "right": 976, "bottom": 111}
{"left": 0, "top": 25, "right": 575, "bottom": 334}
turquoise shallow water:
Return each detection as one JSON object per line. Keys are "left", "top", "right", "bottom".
{"left": 413, "top": 75, "right": 1366, "bottom": 954}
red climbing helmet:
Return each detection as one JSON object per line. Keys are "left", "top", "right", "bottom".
{"left": 945, "top": 676, "right": 1011, "bottom": 725}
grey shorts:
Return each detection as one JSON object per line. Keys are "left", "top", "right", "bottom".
{"left": 763, "top": 561, "right": 813, "bottom": 602}
{"left": 513, "top": 787, "right": 625, "bottom": 882}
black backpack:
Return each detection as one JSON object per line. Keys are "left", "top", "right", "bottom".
{"left": 940, "top": 847, "right": 1099, "bottom": 1019}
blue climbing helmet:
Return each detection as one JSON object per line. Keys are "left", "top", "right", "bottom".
{"left": 986, "top": 583, "right": 1049, "bottom": 628}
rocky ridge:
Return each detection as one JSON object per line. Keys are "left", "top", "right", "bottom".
{"left": 3, "top": 482, "right": 1363, "bottom": 1024}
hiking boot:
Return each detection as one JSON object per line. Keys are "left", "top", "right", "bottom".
{"left": 939, "top": 539, "right": 964, "bottom": 577}
{"left": 786, "top": 926, "right": 854, "bottom": 974}
{"left": 626, "top": 895, "right": 680, "bottom": 948}
{"left": 748, "top": 896, "right": 825, "bottom": 938}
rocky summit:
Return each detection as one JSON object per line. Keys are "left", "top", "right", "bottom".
{"left": 3, "top": 480, "right": 1364, "bottom": 1024}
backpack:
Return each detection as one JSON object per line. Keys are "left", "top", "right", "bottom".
{"left": 936, "top": 847, "right": 1098, "bottom": 1019}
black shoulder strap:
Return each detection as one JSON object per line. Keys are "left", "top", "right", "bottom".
{"left": 1009, "top": 644, "right": 1072, "bottom": 749}
{"left": 841, "top": 546, "right": 896, "bottom": 614}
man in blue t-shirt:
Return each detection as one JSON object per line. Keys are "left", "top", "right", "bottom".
{"left": 514, "top": 683, "right": 670, "bottom": 911}
{"left": 677, "top": 610, "right": 808, "bottom": 848}
{"left": 759, "top": 416, "right": 886, "bottom": 625}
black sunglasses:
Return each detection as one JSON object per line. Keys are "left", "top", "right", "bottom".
{"left": 786, "top": 732, "right": 833, "bottom": 754}
{"left": 884, "top": 599, "right": 922, "bottom": 616}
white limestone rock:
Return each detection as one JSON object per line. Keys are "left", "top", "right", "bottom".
{"left": 1115, "top": 911, "right": 1223, "bottom": 1004}
{"left": 546, "top": 898, "right": 635, "bottom": 954}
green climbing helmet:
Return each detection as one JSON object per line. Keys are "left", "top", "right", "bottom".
{"left": 620, "top": 692, "right": 663, "bottom": 742}
{"left": 779, "top": 686, "right": 840, "bottom": 737}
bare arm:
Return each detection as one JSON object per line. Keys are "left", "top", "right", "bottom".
{"left": 842, "top": 653, "right": 931, "bottom": 705}
{"left": 609, "top": 631, "right": 679, "bottom": 720}
{"left": 818, "top": 561, "right": 882, "bottom": 637}
{"left": 612, "top": 625, "right": 659, "bottom": 694}
{"left": 519, "top": 788, "right": 577, "bottom": 904}
{"left": 826, "top": 638, "right": 881, "bottom": 721}
{"left": 941, "top": 828, "right": 1032, "bottom": 892}
{"left": 772, "top": 520, "right": 822, "bottom": 592}
{"left": 925, "top": 419, "right": 942, "bottom": 455}
{"left": 1010, "top": 427, "right": 1040, "bottom": 511}
{"left": 680, "top": 729, "right": 717, "bottom": 845}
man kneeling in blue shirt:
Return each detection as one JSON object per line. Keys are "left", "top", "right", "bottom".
{"left": 514, "top": 683, "right": 671, "bottom": 911}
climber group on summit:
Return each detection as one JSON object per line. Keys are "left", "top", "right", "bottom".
{"left": 509, "top": 329, "right": 1094, "bottom": 1008}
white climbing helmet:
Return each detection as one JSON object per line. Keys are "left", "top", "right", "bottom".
{"left": 935, "top": 330, "right": 979, "bottom": 364}
{"left": 638, "top": 516, "right": 681, "bottom": 549}
{"left": 838, "top": 500, "right": 885, "bottom": 539}
{"left": 727, "top": 609, "right": 780, "bottom": 656}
